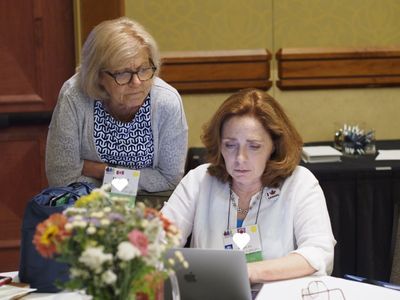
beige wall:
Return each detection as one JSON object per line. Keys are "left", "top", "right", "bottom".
{"left": 126, "top": 0, "right": 400, "bottom": 147}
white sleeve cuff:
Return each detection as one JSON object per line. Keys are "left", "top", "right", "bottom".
{"left": 291, "top": 246, "right": 334, "bottom": 275}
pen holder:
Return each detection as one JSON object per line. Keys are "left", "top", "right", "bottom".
{"left": 334, "top": 124, "right": 376, "bottom": 156}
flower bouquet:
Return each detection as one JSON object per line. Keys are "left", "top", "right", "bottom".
{"left": 33, "top": 186, "right": 185, "bottom": 300}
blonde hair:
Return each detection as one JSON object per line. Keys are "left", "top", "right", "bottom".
{"left": 202, "top": 88, "right": 303, "bottom": 187}
{"left": 78, "top": 17, "right": 160, "bottom": 100}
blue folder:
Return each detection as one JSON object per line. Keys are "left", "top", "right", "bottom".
{"left": 344, "top": 274, "right": 400, "bottom": 291}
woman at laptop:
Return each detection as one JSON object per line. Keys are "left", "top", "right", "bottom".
{"left": 46, "top": 17, "right": 188, "bottom": 192}
{"left": 162, "top": 88, "right": 336, "bottom": 283}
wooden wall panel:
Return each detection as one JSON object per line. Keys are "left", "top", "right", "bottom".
{"left": 0, "top": 0, "right": 75, "bottom": 113}
{"left": 159, "top": 49, "right": 272, "bottom": 93}
{"left": 0, "top": 125, "right": 48, "bottom": 271}
{"left": 276, "top": 47, "right": 400, "bottom": 90}
{"left": 0, "top": 246, "right": 20, "bottom": 273}
{"left": 77, "top": 0, "right": 125, "bottom": 48}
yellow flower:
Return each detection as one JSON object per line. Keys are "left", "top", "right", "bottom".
{"left": 75, "top": 191, "right": 102, "bottom": 207}
{"left": 33, "top": 213, "right": 70, "bottom": 258}
{"left": 40, "top": 225, "right": 59, "bottom": 246}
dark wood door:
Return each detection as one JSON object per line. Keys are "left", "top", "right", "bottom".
{"left": 0, "top": 125, "right": 48, "bottom": 271}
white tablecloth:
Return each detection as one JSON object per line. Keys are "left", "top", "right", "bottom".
{"left": 2, "top": 272, "right": 400, "bottom": 299}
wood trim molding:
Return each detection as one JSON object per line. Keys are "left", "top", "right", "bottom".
{"left": 276, "top": 47, "right": 400, "bottom": 90}
{"left": 0, "top": 240, "right": 20, "bottom": 249}
{"left": 0, "top": 94, "right": 43, "bottom": 105}
{"left": 159, "top": 49, "right": 272, "bottom": 93}
{"left": 74, "top": 0, "right": 125, "bottom": 65}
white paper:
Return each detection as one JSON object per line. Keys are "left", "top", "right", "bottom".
{"left": 375, "top": 150, "right": 400, "bottom": 160}
{"left": 0, "top": 285, "right": 36, "bottom": 300}
{"left": 256, "top": 275, "right": 400, "bottom": 300}
{"left": 302, "top": 146, "right": 342, "bottom": 163}
{"left": 302, "top": 146, "right": 343, "bottom": 157}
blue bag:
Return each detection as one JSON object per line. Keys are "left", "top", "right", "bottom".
{"left": 19, "top": 182, "right": 95, "bottom": 292}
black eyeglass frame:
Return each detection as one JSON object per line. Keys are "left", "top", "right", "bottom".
{"left": 104, "top": 65, "right": 157, "bottom": 86}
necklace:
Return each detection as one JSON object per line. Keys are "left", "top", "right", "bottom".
{"left": 230, "top": 198, "right": 251, "bottom": 214}
{"left": 229, "top": 186, "right": 264, "bottom": 215}
{"left": 226, "top": 185, "right": 267, "bottom": 230}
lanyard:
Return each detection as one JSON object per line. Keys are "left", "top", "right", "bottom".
{"left": 226, "top": 186, "right": 264, "bottom": 231}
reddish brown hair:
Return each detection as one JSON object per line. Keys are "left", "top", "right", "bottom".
{"left": 201, "top": 88, "right": 303, "bottom": 187}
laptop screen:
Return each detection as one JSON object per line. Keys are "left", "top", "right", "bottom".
{"left": 164, "top": 248, "right": 253, "bottom": 300}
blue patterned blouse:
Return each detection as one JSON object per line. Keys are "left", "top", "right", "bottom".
{"left": 93, "top": 95, "right": 154, "bottom": 169}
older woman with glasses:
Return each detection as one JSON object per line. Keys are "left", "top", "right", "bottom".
{"left": 46, "top": 17, "right": 188, "bottom": 192}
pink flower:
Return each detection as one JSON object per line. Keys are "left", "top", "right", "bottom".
{"left": 128, "top": 229, "right": 148, "bottom": 256}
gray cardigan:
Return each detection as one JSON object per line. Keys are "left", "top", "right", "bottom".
{"left": 45, "top": 74, "right": 188, "bottom": 192}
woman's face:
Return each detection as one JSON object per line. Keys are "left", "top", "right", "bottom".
{"left": 221, "top": 115, "right": 274, "bottom": 190}
{"left": 99, "top": 48, "right": 153, "bottom": 118}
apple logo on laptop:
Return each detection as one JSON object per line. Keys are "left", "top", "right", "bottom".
{"left": 184, "top": 271, "right": 197, "bottom": 283}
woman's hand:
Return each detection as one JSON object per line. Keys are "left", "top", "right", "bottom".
{"left": 82, "top": 160, "right": 108, "bottom": 180}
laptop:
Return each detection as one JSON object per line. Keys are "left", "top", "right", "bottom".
{"left": 164, "top": 248, "right": 255, "bottom": 300}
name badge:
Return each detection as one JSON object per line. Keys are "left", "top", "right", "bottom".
{"left": 223, "top": 224, "right": 263, "bottom": 263}
{"left": 103, "top": 166, "right": 140, "bottom": 205}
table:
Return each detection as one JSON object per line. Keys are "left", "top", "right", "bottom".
{"left": 301, "top": 140, "right": 400, "bottom": 282}
{"left": 3, "top": 271, "right": 399, "bottom": 299}
{"left": 186, "top": 140, "right": 400, "bottom": 282}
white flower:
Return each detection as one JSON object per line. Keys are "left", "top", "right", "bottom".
{"left": 99, "top": 184, "right": 111, "bottom": 192}
{"left": 169, "top": 234, "right": 181, "bottom": 247}
{"left": 70, "top": 267, "right": 90, "bottom": 279}
{"left": 143, "top": 243, "right": 162, "bottom": 267}
{"left": 72, "top": 220, "right": 87, "bottom": 228}
{"left": 136, "top": 202, "right": 145, "bottom": 210}
{"left": 64, "top": 207, "right": 87, "bottom": 216}
{"left": 78, "top": 247, "right": 113, "bottom": 273}
{"left": 144, "top": 218, "right": 163, "bottom": 241}
{"left": 101, "top": 270, "right": 117, "bottom": 285}
{"left": 65, "top": 223, "right": 73, "bottom": 231}
{"left": 168, "top": 224, "right": 179, "bottom": 235}
{"left": 167, "top": 258, "right": 175, "bottom": 266}
{"left": 91, "top": 211, "right": 104, "bottom": 218}
{"left": 103, "top": 207, "right": 111, "bottom": 213}
{"left": 173, "top": 250, "right": 189, "bottom": 268}
{"left": 175, "top": 250, "right": 185, "bottom": 263}
{"left": 86, "top": 226, "right": 96, "bottom": 235}
{"left": 100, "top": 219, "right": 110, "bottom": 226}
{"left": 117, "top": 241, "right": 140, "bottom": 261}
{"left": 140, "top": 219, "right": 149, "bottom": 227}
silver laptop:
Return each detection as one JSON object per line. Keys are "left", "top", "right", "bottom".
{"left": 164, "top": 248, "right": 253, "bottom": 300}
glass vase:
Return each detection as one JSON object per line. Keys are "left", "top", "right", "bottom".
{"left": 136, "top": 271, "right": 180, "bottom": 300}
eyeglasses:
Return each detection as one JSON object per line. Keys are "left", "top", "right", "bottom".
{"left": 104, "top": 66, "right": 156, "bottom": 85}
{"left": 301, "top": 280, "right": 345, "bottom": 300}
